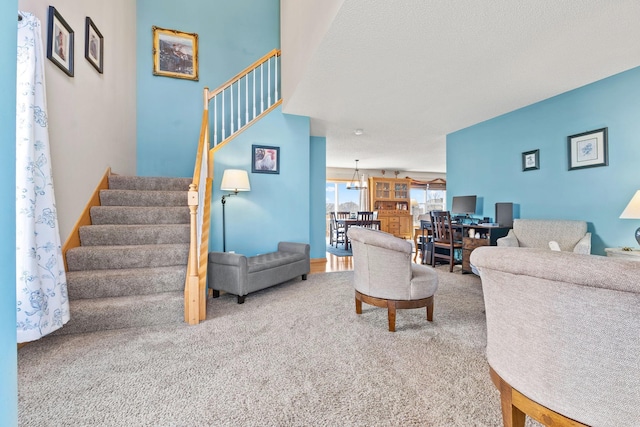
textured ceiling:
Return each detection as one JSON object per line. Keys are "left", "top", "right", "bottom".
{"left": 282, "top": 0, "right": 640, "bottom": 174}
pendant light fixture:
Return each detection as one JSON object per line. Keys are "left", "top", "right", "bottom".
{"left": 346, "top": 159, "right": 367, "bottom": 190}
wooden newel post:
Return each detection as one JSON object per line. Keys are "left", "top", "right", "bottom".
{"left": 185, "top": 183, "right": 200, "bottom": 324}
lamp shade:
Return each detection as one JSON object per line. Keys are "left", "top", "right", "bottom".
{"left": 620, "top": 190, "right": 640, "bottom": 219}
{"left": 220, "top": 169, "right": 251, "bottom": 192}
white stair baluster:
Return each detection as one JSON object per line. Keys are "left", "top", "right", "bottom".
{"left": 237, "top": 79, "right": 241, "bottom": 131}
{"left": 275, "top": 54, "right": 279, "bottom": 101}
{"left": 245, "top": 73, "right": 249, "bottom": 124}
{"left": 213, "top": 95, "right": 217, "bottom": 146}
{"left": 230, "top": 84, "right": 234, "bottom": 134}
{"left": 260, "top": 63, "right": 264, "bottom": 113}
{"left": 252, "top": 69, "right": 256, "bottom": 119}
{"left": 268, "top": 57, "right": 272, "bottom": 107}
{"left": 222, "top": 89, "right": 226, "bottom": 140}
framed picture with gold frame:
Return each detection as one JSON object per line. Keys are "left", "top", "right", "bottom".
{"left": 152, "top": 26, "right": 198, "bottom": 81}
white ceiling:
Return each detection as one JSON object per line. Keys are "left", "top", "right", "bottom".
{"left": 282, "top": 0, "right": 640, "bottom": 174}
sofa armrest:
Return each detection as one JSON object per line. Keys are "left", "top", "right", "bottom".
{"left": 496, "top": 229, "right": 519, "bottom": 247}
{"left": 277, "top": 241, "right": 310, "bottom": 257}
{"left": 572, "top": 232, "right": 591, "bottom": 254}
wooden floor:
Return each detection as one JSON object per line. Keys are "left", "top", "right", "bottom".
{"left": 310, "top": 253, "right": 353, "bottom": 274}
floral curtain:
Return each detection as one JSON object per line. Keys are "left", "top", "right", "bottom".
{"left": 16, "top": 11, "right": 69, "bottom": 342}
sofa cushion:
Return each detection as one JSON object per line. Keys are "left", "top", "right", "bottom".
{"left": 247, "top": 251, "right": 306, "bottom": 273}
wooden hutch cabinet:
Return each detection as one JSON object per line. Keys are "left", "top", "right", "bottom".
{"left": 368, "top": 177, "right": 412, "bottom": 239}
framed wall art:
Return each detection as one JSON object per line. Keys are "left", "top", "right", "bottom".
{"left": 85, "top": 17, "right": 103, "bottom": 73}
{"left": 152, "top": 26, "right": 198, "bottom": 80}
{"left": 522, "top": 149, "right": 539, "bottom": 171}
{"left": 568, "top": 127, "right": 608, "bottom": 170}
{"left": 46, "top": 6, "right": 74, "bottom": 77}
{"left": 252, "top": 145, "right": 280, "bottom": 174}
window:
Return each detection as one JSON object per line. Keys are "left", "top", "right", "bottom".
{"left": 410, "top": 187, "right": 446, "bottom": 225}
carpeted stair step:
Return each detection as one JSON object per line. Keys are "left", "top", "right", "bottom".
{"left": 79, "top": 224, "right": 190, "bottom": 246}
{"left": 52, "top": 291, "right": 185, "bottom": 336}
{"left": 100, "top": 189, "right": 188, "bottom": 207}
{"left": 90, "top": 206, "right": 189, "bottom": 225}
{"left": 66, "top": 265, "right": 187, "bottom": 299}
{"left": 66, "top": 243, "right": 189, "bottom": 271}
{"left": 108, "top": 175, "right": 192, "bottom": 191}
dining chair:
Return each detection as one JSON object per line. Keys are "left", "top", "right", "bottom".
{"left": 329, "top": 212, "right": 346, "bottom": 247}
{"left": 336, "top": 211, "right": 350, "bottom": 220}
{"left": 357, "top": 211, "right": 374, "bottom": 221}
{"left": 430, "top": 210, "right": 463, "bottom": 272}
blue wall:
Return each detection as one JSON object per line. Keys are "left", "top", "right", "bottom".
{"left": 136, "top": 0, "right": 280, "bottom": 177}
{"left": 211, "top": 107, "right": 311, "bottom": 256}
{"left": 2, "top": 2, "right": 18, "bottom": 425}
{"left": 136, "top": 0, "right": 326, "bottom": 257}
{"left": 447, "top": 67, "right": 640, "bottom": 255}
{"left": 310, "top": 137, "right": 327, "bottom": 259}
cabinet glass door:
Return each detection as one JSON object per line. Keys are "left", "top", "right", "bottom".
{"left": 394, "top": 183, "right": 409, "bottom": 200}
{"left": 375, "top": 181, "right": 390, "bottom": 199}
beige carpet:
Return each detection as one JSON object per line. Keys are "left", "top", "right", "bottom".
{"left": 18, "top": 267, "right": 541, "bottom": 426}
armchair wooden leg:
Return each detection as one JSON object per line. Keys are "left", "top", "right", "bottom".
{"left": 426, "top": 297, "right": 434, "bottom": 321}
{"left": 355, "top": 296, "right": 362, "bottom": 314}
{"left": 387, "top": 302, "right": 397, "bottom": 332}
{"left": 491, "top": 368, "right": 526, "bottom": 427}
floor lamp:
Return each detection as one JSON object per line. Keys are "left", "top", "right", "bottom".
{"left": 220, "top": 169, "right": 251, "bottom": 252}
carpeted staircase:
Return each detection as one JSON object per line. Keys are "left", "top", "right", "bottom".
{"left": 58, "top": 175, "right": 193, "bottom": 335}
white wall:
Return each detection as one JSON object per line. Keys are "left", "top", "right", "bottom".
{"left": 280, "top": 0, "right": 344, "bottom": 109}
{"left": 18, "top": 0, "right": 137, "bottom": 239}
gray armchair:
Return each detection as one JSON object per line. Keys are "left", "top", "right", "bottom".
{"left": 471, "top": 246, "right": 640, "bottom": 426}
{"left": 497, "top": 219, "right": 591, "bottom": 254}
{"left": 347, "top": 226, "right": 438, "bottom": 332}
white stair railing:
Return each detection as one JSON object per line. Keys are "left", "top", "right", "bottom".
{"left": 206, "top": 49, "right": 281, "bottom": 148}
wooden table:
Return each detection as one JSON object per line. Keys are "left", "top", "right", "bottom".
{"left": 604, "top": 247, "right": 640, "bottom": 261}
{"left": 338, "top": 219, "right": 381, "bottom": 250}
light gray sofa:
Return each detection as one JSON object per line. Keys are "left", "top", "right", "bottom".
{"left": 208, "top": 242, "right": 310, "bottom": 304}
{"left": 471, "top": 246, "right": 640, "bottom": 426}
{"left": 497, "top": 218, "right": 591, "bottom": 254}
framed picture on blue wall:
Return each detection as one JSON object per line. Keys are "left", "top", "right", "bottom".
{"left": 152, "top": 26, "right": 198, "bottom": 81}
{"left": 252, "top": 145, "right": 279, "bottom": 174}
{"left": 568, "top": 127, "right": 608, "bottom": 170}
{"left": 522, "top": 149, "right": 539, "bottom": 171}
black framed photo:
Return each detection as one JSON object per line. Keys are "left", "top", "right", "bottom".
{"left": 252, "top": 145, "right": 280, "bottom": 174}
{"left": 568, "top": 127, "right": 608, "bottom": 170}
{"left": 85, "top": 17, "right": 103, "bottom": 74}
{"left": 46, "top": 6, "right": 74, "bottom": 77}
{"left": 522, "top": 149, "right": 539, "bottom": 171}
{"left": 152, "top": 26, "right": 199, "bottom": 81}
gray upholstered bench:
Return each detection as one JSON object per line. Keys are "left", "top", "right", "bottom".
{"left": 208, "top": 242, "right": 310, "bottom": 304}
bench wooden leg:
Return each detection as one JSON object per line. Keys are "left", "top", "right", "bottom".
{"left": 237, "top": 295, "right": 245, "bottom": 304}
{"left": 212, "top": 290, "right": 220, "bottom": 298}
{"left": 302, "top": 274, "right": 307, "bottom": 280}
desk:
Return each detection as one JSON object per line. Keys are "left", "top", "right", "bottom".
{"left": 420, "top": 221, "right": 510, "bottom": 273}
{"left": 605, "top": 247, "right": 640, "bottom": 261}
{"left": 338, "top": 219, "right": 381, "bottom": 250}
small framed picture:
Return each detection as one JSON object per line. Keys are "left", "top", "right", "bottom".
{"left": 252, "top": 145, "right": 280, "bottom": 174}
{"left": 46, "top": 6, "right": 74, "bottom": 77}
{"left": 152, "top": 26, "right": 198, "bottom": 81}
{"left": 85, "top": 17, "right": 103, "bottom": 74}
{"left": 522, "top": 149, "right": 539, "bottom": 171}
{"left": 568, "top": 127, "right": 608, "bottom": 170}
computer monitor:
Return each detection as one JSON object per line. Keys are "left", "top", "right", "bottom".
{"left": 451, "top": 195, "right": 477, "bottom": 215}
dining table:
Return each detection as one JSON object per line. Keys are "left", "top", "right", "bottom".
{"left": 336, "top": 219, "right": 381, "bottom": 250}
